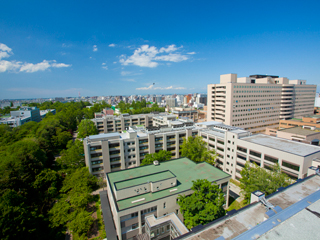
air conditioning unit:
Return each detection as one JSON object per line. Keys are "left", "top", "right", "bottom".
{"left": 153, "top": 160, "right": 159, "bottom": 166}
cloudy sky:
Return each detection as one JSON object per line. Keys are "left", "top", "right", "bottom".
{"left": 1, "top": 0, "right": 320, "bottom": 99}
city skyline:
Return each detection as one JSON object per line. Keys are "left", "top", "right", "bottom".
{"left": 1, "top": 0, "right": 320, "bottom": 99}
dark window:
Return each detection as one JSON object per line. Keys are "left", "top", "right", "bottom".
{"left": 109, "top": 143, "right": 119, "bottom": 148}
{"left": 209, "top": 137, "right": 215, "bottom": 142}
{"left": 179, "top": 134, "right": 186, "bottom": 138}
{"left": 264, "top": 163, "right": 273, "bottom": 170}
{"left": 237, "top": 146, "right": 247, "bottom": 153}
{"left": 249, "top": 158, "right": 261, "bottom": 166}
{"left": 237, "top": 154, "right": 246, "bottom": 161}
{"left": 111, "top": 163, "right": 121, "bottom": 169}
{"left": 217, "top": 140, "right": 224, "bottom": 145}
{"left": 250, "top": 150, "right": 261, "bottom": 158}
{"left": 139, "top": 139, "right": 148, "bottom": 144}
{"left": 91, "top": 153, "right": 102, "bottom": 158}
{"left": 236, "top": 161, "right": 245, "bottom": 168}
{"left": 282, "top": 161, "right": 300, "bottom": 171}
{"left": 110, "top": 157, "right": 120, "bottom": 162}
{"left": 264, "top": 155, "right": 278, "bottom": 163}
{"left": 202, "top": 135, "right": 207, "bottom": 139}
{"left": 92, "top": 160, "right": 103, "bottom": 165}
{"left": 90, "top": 146, "right": 102, "bottom": 151}
{"left": 92, "top": 166, "right": 104, "bottom": 172}
{"left": 110, "top": 150, "right": 120, "bottom": 155}
{"left": 217, "top": 147, "right": 224, "bottom": 152}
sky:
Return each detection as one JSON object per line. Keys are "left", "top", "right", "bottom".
{"left": 1, "top": 0, "right": 320, "bottom": 99}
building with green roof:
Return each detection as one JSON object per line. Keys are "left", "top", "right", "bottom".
{"left": 105, "top": 157, "right": 230, "bottom": 240}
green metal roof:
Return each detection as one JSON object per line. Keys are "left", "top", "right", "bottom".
{"left": 115, "top": 170, "right": 175, "bottom": 190}
{"left": 107, "top": 157, "right": 230, "bottom": 211}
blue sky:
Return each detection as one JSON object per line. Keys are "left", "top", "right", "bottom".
{"left": 1, "top": 0, "right": 320, "bottom": 99}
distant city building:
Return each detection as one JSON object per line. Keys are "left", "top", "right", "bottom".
{"left": 208, "top": 73, "right": 317, "bottom": 133}
{"left": 279, "top": 115, "right": 320, "bottom": 129}
{"left": 196, "top": 93, "right": 207, "bottom": 106}
{"left": 166, "top": 98, "right": 177, "bottom": 108}
{"left": 0, "top": 107, "right": 55, "bottom": 127}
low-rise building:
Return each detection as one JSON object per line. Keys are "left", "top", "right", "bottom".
{"left": 91, "top": 113, "right": 176, "bottom": 134}
{"left": 265, "top": 126, "right": 320, "bottom": 145}
{"left": 279, "top": 115, "right": 320, "bottom": 129}
{"left": 103, "top": 158, "right": 231, "bottom": 240}
{"left": 171, "top": 107, "right": 199, "bottom": 122}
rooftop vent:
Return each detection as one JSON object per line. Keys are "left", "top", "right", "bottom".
{"left": 153, "top": 160, "right": 159, "bottom": 166}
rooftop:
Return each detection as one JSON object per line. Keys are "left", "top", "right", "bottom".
{"left": 179, "top": 174, "right": 320, "bottom": 240}
{"left": 107, "top": 158, "right": 230, "bottom": 211}
{"left": 241, "top": 134, "right": 320, "bottom": 156}
{"left": 279, "top": 126, "right": 320, "bottom": 135}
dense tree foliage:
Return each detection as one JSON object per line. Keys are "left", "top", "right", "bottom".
{"left": 240, "top": 162, "right": 291, "bottom": 203}
{"left": 178, "top": 179, "right": 225, "bottom": 229}
{"left": 77, "top": 119, "right": 98, "bottom": 138}
{"left": 0, "top": 101, "right": 103, "bottom": 240}
{"left": 116, "top": 100, "right": 165, "bottom": 114}
{"left": 180, "top": 136, "right": 218, "bottom": 165}
{"left": 140, "top": 150, "right": 172, "bottom": 166}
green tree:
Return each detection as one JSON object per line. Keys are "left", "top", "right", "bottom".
{"left": 49, "top": 167, "right": 98, "bottom": 236}
{"left": 67, "top": 210, "right": 94, "bottom": 239}
{"left": 240, "top": 162, "right": 291, "bottom": 203}
{"left": 77, "top": 119, "right": 98, "bottom": 138}
{"left": 180, "top": 136, "right": 217, "bottom": 165}
{"left": 178, "top": 179, "right": 225, "bottom": 229}
{"left": 140, "top": 150, "right": 172, "bottom": 166}
{"left": 56, "top": 140, "right": 85, "bottom": 173}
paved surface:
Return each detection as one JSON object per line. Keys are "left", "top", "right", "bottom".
{"left": 229, "top": 182, "right": 244, "bottom": 202}
{"left": 100, "top": 190, "right": 118, "bottom": 240}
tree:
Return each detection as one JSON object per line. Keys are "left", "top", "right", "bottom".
{"left": 140, "top": 150, "right": 172, "bottom": 166}
{"left": 240, "top": 162, "right": 291, "bottom": 203}
{"left": 77, "top": 119, "right": 98, "bottom": 138}
{"left": 56, "top": 140, "right": 85, "bottom": 173}
{"left": 178, "top": 179, "right": 225, "bottom": 229}
{"left": 180, "top": 136, "right": 218, "bottom": 165}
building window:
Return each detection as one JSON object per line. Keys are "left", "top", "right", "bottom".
{"left": 163, "top": 202, "right": 166, "bottom": 209}
{"left": 132, "top": 223, "right": 138, "bottom": 230}
{"left": 282, "top": 161, "right": 300, "bottom": 171}
{"left": 249, "top": 150, "right": 261, "bottom": 158}
{"left": 237, "top": 146, "right": 247, "bottom": 153}
{"left": 264, "top": 155, "right": 278, "bottom": 163}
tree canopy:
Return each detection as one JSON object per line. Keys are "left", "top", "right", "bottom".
{"left": 240, "top": 162, "right": 291, "bottom": 203}
{"left": 77, "top": 119, "right": 98, "bottom": 138}
{"left": 0, "top": 101, "right": 103, "bottom": 239}
{"left": 180, "top": 136, "right": 218, "bottom": 165}
{"left": 140, "top": 150, "right": 172, "bottom": 166}
{"left": 178, "top": 179, "right": 225, "bottom": 229}
{"left": 116, "top": 100, "right": 165, "bottom": 115}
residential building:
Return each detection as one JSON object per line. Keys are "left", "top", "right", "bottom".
{"left": 166, "top": 98, "right": 177, "bottom": 108}
{"left": 177, "top": 172, "right": 320, "bottom": 240}
{"left": 102, "top": 157, "right": 231, "bottom": 240}
{"left": 265, "top": 126, "right": 320, "bottom": 145}
{"left": 208, "top": 73, "right": 317, "bottom": 133}
{"left": 196, "top": 93, "right": 207, "bottom": 106}
{"left": 171, "top": 107, "right": 199, "bottom": 122}
{"left": 91, "top": 113, "right": 176, "bottom": 134}
{"left": 84, "top": 120, "right": 320, "bottom": 181}
{"left": 279, "top": 115, "right": 320, "bottom": 129}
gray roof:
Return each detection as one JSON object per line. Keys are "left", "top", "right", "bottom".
{"left": 88, "top": 132, "right": 120, "bottom": 140}
{"left": 178, "top": 174, "right": 320, "bottom": 240}
{"left": 279, "top": 126, "right": 320, "bottom": 135}
{"left": 241, "top": 134, "right": 320, "bottom": 156}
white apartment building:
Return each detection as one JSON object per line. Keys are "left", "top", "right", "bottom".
{"left": 207, "top": 73, "right": 317, "bottom": 133}
{"left": 84, "top": 120, "right": 320, "bottom": 181}
{"left": 91, "top": 113, "right": 176, "bottom": 134}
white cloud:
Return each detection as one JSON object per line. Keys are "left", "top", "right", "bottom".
{"left": 120, "top": 71, "right": 143, "bottom": 76}
{"left": 109, "top": 43, "right": 116, "bottom": 47}
{"left": 119, "top": 44, "right": 189, "bottom": 68}
{"left": 113, "top": 61, "right": 117, "bottom": 64}
{"left": 93, "top": 45, "right": 98, "bottom": 52}
{"left": 187, "top": 52, "right": 196, "bottom": 55}
{"left": 102, "top": 66, "right": 108, "bottom": 70}
{"left": 136, "top": 84, "right": 185, "bottom": 90}
{"left": 0, "top": 43, "right": 71, "bottom": 73}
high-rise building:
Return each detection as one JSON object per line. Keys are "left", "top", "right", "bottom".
{"left": 207, "top": 73, "right": 317, "bottom": 133}
{"left": 166, "top": 98, "right": 177, "bottom": 108}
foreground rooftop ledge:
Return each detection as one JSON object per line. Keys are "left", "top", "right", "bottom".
{"left": 106, "top": 157, "right": 231, "bottom": 211}
{"left": 176, "top": 174, "right": 320, "bottom": 240}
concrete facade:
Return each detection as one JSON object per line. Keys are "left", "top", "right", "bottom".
{"left": 105, "top": 158, "right": 231, "bottom": 240}
{"left": 207, "top": 74, "right": 317, "bottom": 133}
